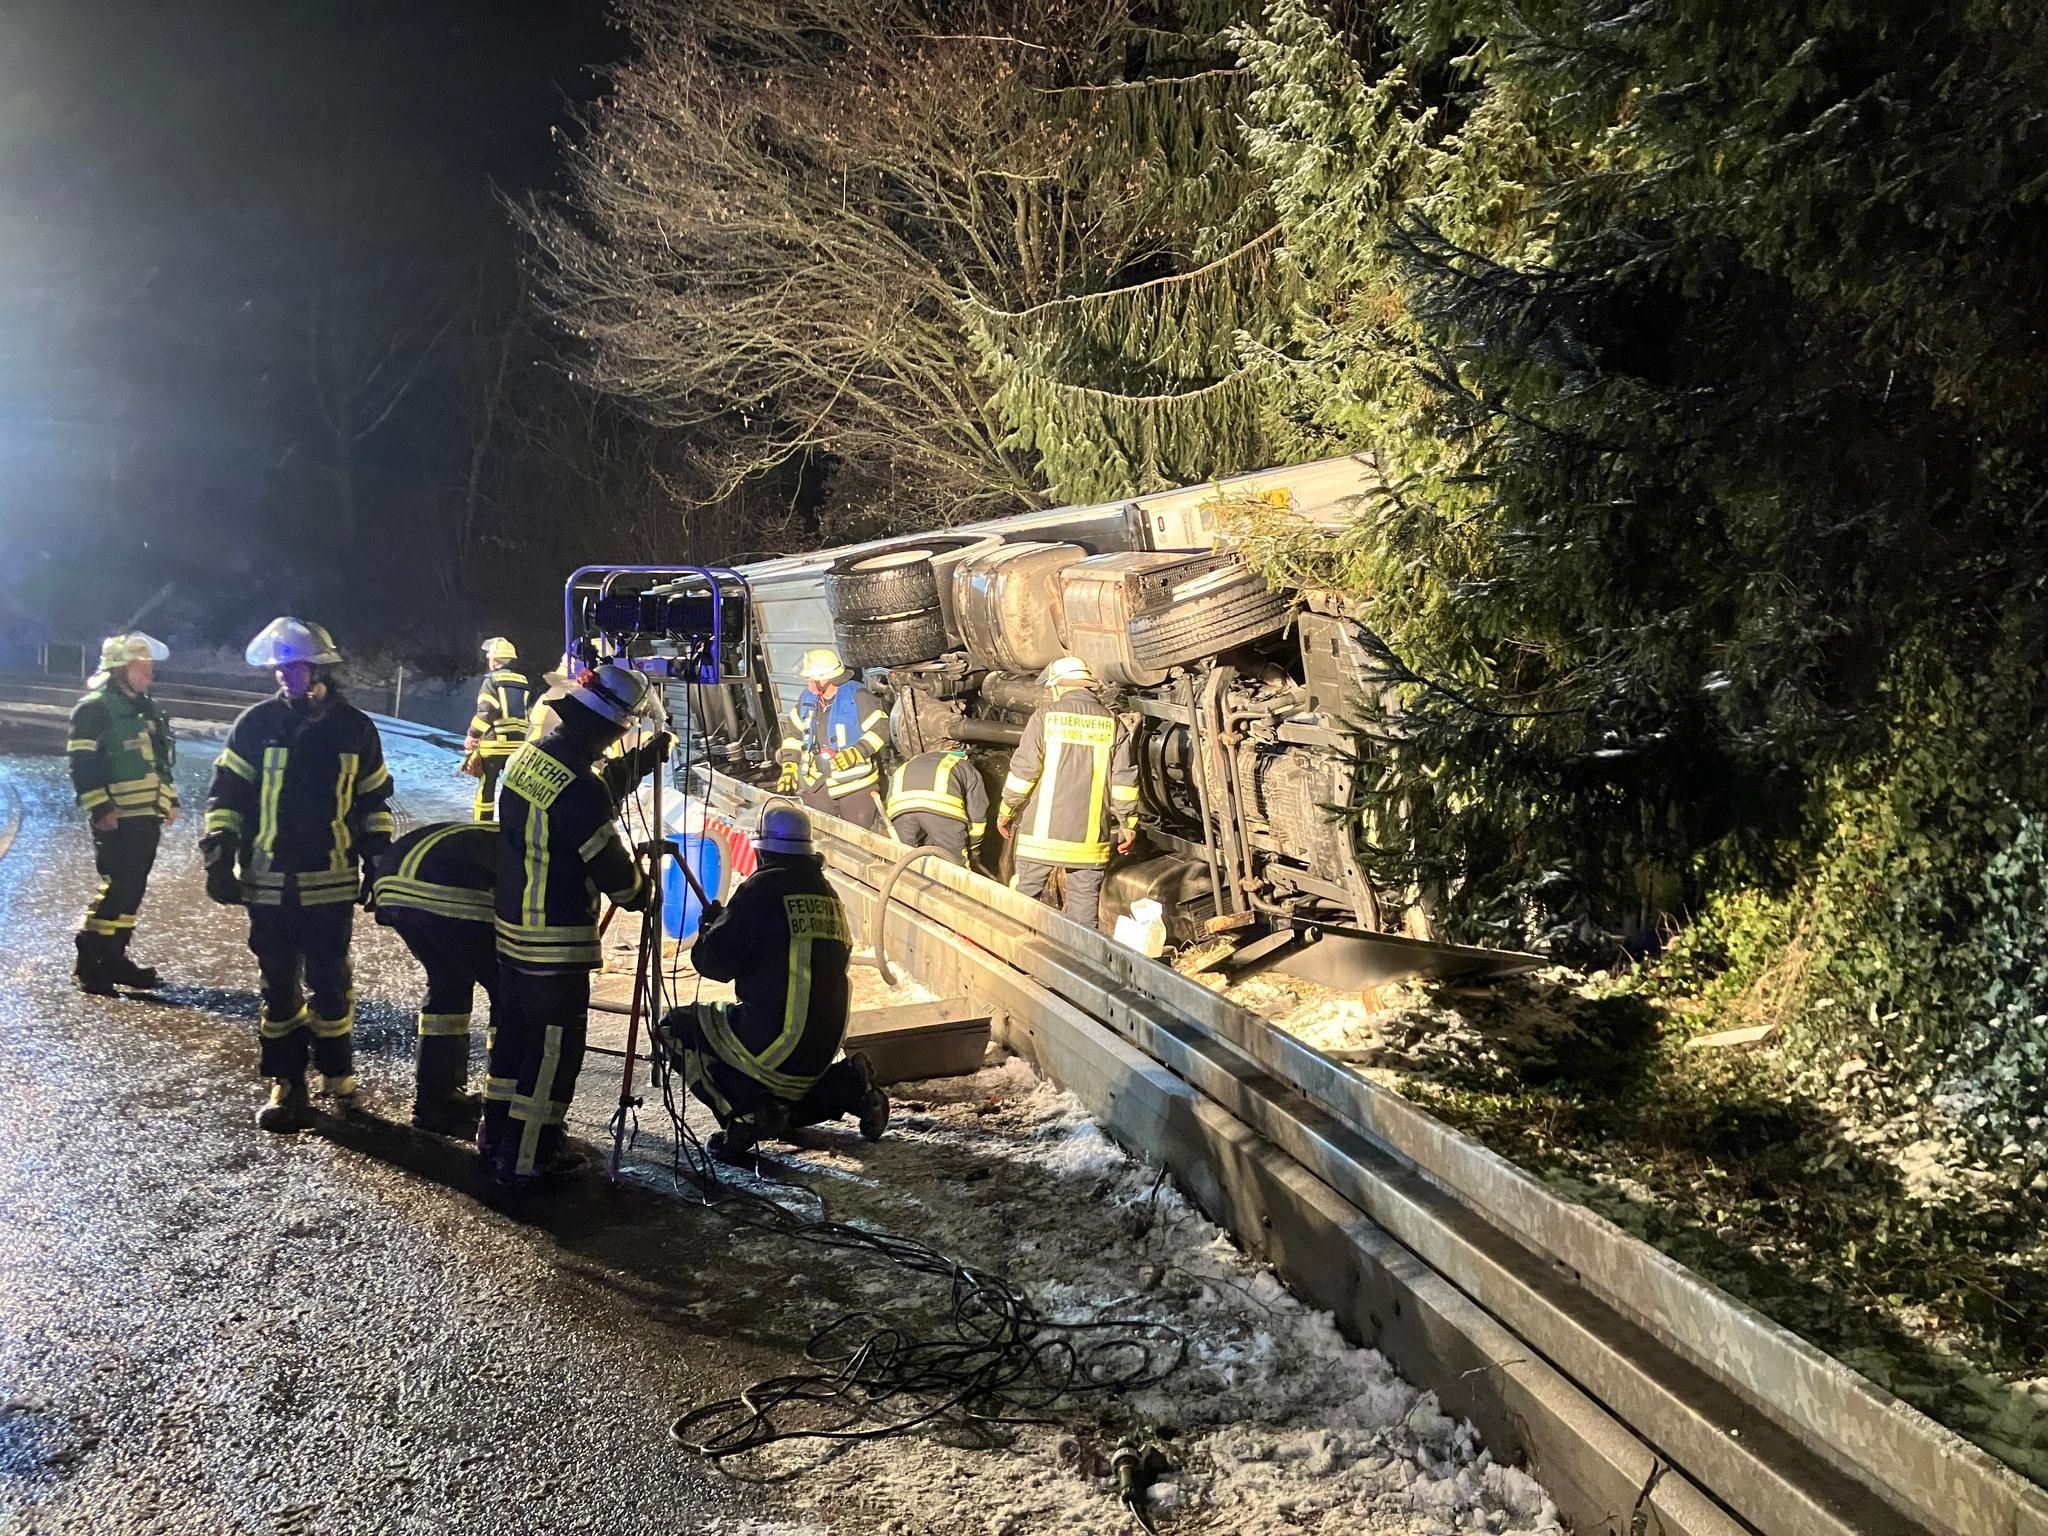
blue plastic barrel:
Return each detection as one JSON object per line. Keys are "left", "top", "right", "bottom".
{"left": 661, "top": 833, "right": 725, "bottom": 941}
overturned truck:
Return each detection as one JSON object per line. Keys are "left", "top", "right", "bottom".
{"left": 580, "top": 456, "right": 1521, "bottom": 987}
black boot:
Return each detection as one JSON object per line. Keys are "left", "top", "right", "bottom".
{"left": 104, "top": 941, "right": 161, "bottom": 990}
{"left": 410, "top": 1090, "right": 483, "bottom": 1139}
{"left": 849, "top": 1052, "right": 890, "bottom": 1143}
{"left": 257, "top": 1076, "right": 313, "bottom": 1134}
{"left": 73, "top": 935, "right": 118, "bottom": 997}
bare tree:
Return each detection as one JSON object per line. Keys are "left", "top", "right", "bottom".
{"left": 519, "top": 0, "right": 1161, "bottom": 527}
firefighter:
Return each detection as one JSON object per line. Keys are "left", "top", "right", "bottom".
{"left": 367, "top": 724, "right": 674, "bottom": 1139}
{"left": 997, "top": 656, "right": 1139, "bottom": 933}
{"left": 202, "top": 619, "right": 393, "bottom": 1133}
{"left": 466, "top": 636, "right": 530, "bottom": 822}
{"left": 885, "top": 748, "right": 988, "bottom": 869}
{"left": 68, "top": 632, "right": 178, "bottom": 995}
{"left": 656, "top": 803, "right": 888, "bottom": 1158}
{"left": 481, "top": 662, "right": 670, "bottom": 1186}
{"left": 776, "top": 647, "right": 888, "bottom": 831}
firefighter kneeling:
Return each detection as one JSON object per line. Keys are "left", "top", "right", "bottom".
{"left": 656, "top": 804, "right": 888, "bottom": 1159}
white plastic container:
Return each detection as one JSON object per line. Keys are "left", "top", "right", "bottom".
{"left": 1114, "top": 898, "right": 1167, "bottom": 959}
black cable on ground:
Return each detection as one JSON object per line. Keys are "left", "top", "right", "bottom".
{"left": 603, "top": 739, "right": 1186, "bottom": 1464}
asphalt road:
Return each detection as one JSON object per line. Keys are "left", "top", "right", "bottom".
{"left": 0, "top": 740, "right": 801, "bottom": 1535}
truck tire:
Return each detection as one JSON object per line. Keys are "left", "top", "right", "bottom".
{"left": 1129, "top": 583, "right": 1293, "bottom": 667}
{"left": 826, "top": 538, "right": 981, "bottom": 623}
{"left": 836, "top": 608, "right": 949, "bottom": 669}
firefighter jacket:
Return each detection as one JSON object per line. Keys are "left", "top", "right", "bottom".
{"left": 494, "top": 731, "right": 649, "bottom": 973}
{"left": 203, "top": 690, "right": 394, "bottom": 906}
{"left": 886, "top": 750, "right": 989, "bottom": 838}
{"left": 69, "top": 684, "right": 177, "bottom": 821}
{"left": 1000, "top": 690, "right": 1139, "bottom": 867}
{"left": 469, "top": 666, "right": 531, "bottom": 758}
{"left": 370, "top": 821, "right": 496, "bottom": 925}
{"left": 778, "top": 682, "right": 887, "bottom": 799}
{"left": 692, "top": 853, "right": 852, "bottom": 1099}
{"left": 375, "top": 739, "right": 668, "bottom": 929}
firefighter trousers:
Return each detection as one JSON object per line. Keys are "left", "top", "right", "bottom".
{"left": 387, "top": 911, "right": 496, "bottom": 1104}
{"left": 248, "top": 902, "right": 357, "bottom": 1084}
{"left": 662, "top": 1002, "right": 868, "bottom": 1133}
{"left": 1012, "top": 859, "right": 1107, "bottom": 934}
{"left": 473, "top": 750, "right": 512, "bottom": 823}
{"left": 890, "top": 810, "right": 968, "bottom": 866}
{"left": 80, "top": 816, "right": 161, "bottom": 958}
{"left": 478, "top": 965, "right": 590, "bottom": 1184}
{"left": 801, "top": 779, "right": 884, "bottom": 833}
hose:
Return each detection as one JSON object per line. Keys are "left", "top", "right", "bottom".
{"left": 873, "top": 843, "right": 959, "bottom": 988}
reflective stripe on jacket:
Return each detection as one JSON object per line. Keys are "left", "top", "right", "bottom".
{"left": 372, "top": 821, "right": 496, "bottom": 925}
{"left": 494, "top": 733, "right": 646, "bottom": 972}
{"left": 777, "top": 682, "right": 887, "bottom": 798}
{"left": 203, "top": 691, "right": 393, "bottom": 906}
{"left": 470, "top": 668, "right": 531, "bottom": 757}
{"left": 691, "top": 855, "right": 852, "bottom": 1099}
{"left": 69, "top": 685, "right": 177, "bottom": 820}
{"left": 1000, "top": 690, "right": 1138, "bottom": 867}
{"left": 886, "top": 750, "right": 988, "bottom": 837}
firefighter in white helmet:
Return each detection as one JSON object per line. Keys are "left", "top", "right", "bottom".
{"left": 465, "top": 636, "right": 529, "bottom": 823}
{"left": 776, "top": 647, "right": 889, "bottom": 831}
{"left": 657, "top": 802, "right": 888, "bottom": 1158}
{"left": 203, "top": 619, "right": 394, "bottom": 1132}
{"left": 481, "top": 661, "right": 673, "bottom": 1186}
{"left": 997, "top": 656, "right": 1139, "bottom": 933}
{"left": 68, "top": 632, "right": 177, "bottom": 995}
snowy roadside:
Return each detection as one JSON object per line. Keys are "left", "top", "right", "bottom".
{"left": 591, "top": 1048, "right": 1561, "bottom": 1536}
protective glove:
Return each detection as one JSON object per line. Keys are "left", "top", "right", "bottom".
{"left": 358, "top": 864, "right": 379, "bottom": 910}
{"left": 637, "top": 731, "right": 676, "bottom": 777}
{"left": 831, "top": 742, "right": 868, "bottom": 770}
{"left": 205, "top": 858, "right": 243, "bottom": 907}
{"left": 696, "top": 898, "right": 724, "bottom": 929}
{"left": 776, "top": 763, "right": 800, "bottom": 795}
{"left": 90, "top": 807, "right": 119, "bottom": 833}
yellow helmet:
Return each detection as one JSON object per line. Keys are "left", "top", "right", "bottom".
{"left": 89, "top": 632, "right": 168, "bottom": 688}
{"left": 1039, "top": 655, "right": 1095, "bottom": 689}
{"left": 482, "top": 636, "right": 518, "bottom": 663}
{"left": 799, "top": 647, "right": 847, "bottom": 685}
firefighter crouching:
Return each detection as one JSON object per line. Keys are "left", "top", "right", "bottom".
{"left": 68, "top": 632, "right": 178, "bottom": 995}
{"left": 656, "top": 804, "right": 888, "bottom": 1158}
{"left": 777, "top": 648, "right": 888, "bottom": 831}
{"left": 202, "top": 619, "right": 393, "bottom": 1133}
{"left": 885, "top": 748, "right": 988, "bottom": 869}
{"left": 365, "top": 822, "right": 498, "bottom": 1137}
{"left": 997, "top": 656, "right": 1138, "bottom": 933}
{"left": 482, "top": 663, "right": 671, "bottom": 1186}
{"left": 466, "top": 636, "right": 530, "bottom": 823}
{"left": 368, "top": 725, "right": 675, "bottom": 1140}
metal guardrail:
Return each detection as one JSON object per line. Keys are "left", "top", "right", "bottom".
{"left": 701, "top": 767, "right": 2048, "bottom": 1536}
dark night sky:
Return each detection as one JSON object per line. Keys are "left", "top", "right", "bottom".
{"left": 0, "top": 0, "right": 623, "bottom": 651}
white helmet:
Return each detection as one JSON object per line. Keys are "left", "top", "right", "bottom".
{"left": 566, "top": 661, "right": 652, "bottom": 727}
{"left": 482, "top": 636, "right": 518, "bottom": 663}
{"left": 246, "top": 618, "right": 341, "bottom": 669}
{"left": 799, "top": 647, "right": 847, "bottom": 685}
{"left": 1039, "top": 655, "right": 1095, "bottom": 689}
{"left": 89, "top": 632, "right": 168, "bottom": 687}
{"left": 756, "top": 802, "right": 814, "bottom": 856}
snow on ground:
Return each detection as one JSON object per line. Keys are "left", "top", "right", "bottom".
{"left": 593, "top": 1045, "right": 1560, "bottom": 1535}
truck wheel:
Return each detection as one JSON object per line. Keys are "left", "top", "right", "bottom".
{"left": 836, "top": 608, "right": 949, "bottom": 669}
{"left": 825, "top": 539, "right": 979, "bottom": 623}
{"left": 1129, "top": 583, "right": 1293, "bottom": 667}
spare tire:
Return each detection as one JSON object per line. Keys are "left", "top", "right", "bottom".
{"left": 826, "top": 537, "right": 983, "bottom": 623}
{"left": 836, "top": 608, "right": 949, "bottom": 669}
